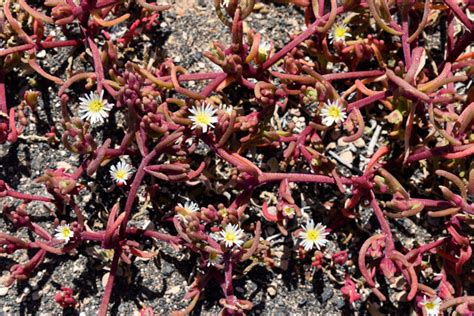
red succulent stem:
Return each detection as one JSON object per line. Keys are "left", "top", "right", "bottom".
{"left": 347, "top": 91, "right": 390, "bottom": 111}
{"left": 406, "top": 143, "right": 474, "bottom": 163}
{"left": 126, "top": 227, "right": 181, "bottom": 245}
{"left": 86, "top": 36, "right": 105, "bottom": 92}
{"left": 5, "top": 189, "right": 53, "bottom": 203}
{"left": 443, "top": 0, "right": 474, "bottom": 31}
{"left": 118, "top": 129, "right": 184, "bottom": 238}
{"left": 40, "top": 39, "right": 82, "bottom": 49}
{"left": 98, "top": 248, "right": 122, "bottom": 316}
{"left": 369, "top": 191, "right": 395, "bottom": 254}
{"left": 440, "top": 31, "right": 474, "bottom": 71}
{"left": 159, "top": 72, "right": 224, "bottom": 82}
{"left": 358, "top": 234, "right": 385, "bottom": 288}
{"left": 401, "top": 10, "right": 412, "bottom": 69}
{"left": 0, "top": 43, "right": 35, "bottom": 57}
{"left": 258, "top": 172, "right": 352, "bottom": 185}
{"left": 94, "top": 0, "right": 119, "bottom": 9}
{"left": 200, "top": 73, "right": 228, "bottom": 97}
{"left": 411, "top": 198, "right": 454, "bottom": 209}
{"left": 99, "top": 132, "right": 182, "bottom": 315}
{"left": 0, "top": 71, "right": 7, "bottom": 114}
{"left": 405, "top": 238, "right": 446, "bottom": 262}
{"left": 260, "top": 3, "right": 355, "bottom": 73}
{"left": 323, "top": 70, "right": 385, "bottom": 81}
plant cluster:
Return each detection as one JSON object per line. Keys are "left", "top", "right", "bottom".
{"left": 1, "top": 0, "right": 473, "bottom": 314}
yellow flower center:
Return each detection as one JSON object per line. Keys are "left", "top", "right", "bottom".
{"left": 115, "top": 170, "right": 127, "bottom": 180}
{"left": 224, "top": 231, "right": 237, "bottom": 243}
{"left": 334, "top": 26, "right": 347, "bottom": 39}
{"left": 328, "top": 106, "right": 342, "bottom": 119}
{"left": 306, "top": 229, "right": 319, "bottom": 241}
{"left": 195, "top": 113, "right": 211, "bottom": 126}
{"left": 61, "top": 227, "right": 72, "bottom": 238}
{"left": 88, "top": 99, "right": 105, "bottom": 113}
{"left": 258, "top": 46, "right": 269, "bottom": 61}
{"left": 283, "top": 206, "right": 294, "bottom": 215}
{"left": 424, "top": 302, "right": 435, "bottom": 310}
{"left": 209, "top": 252, "right": 218, "bottom": 261}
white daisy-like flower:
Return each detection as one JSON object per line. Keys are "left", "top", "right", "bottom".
{"left": 467, "top": 9, "right": 474, "bottom": 22}
{"left": 109, "top": 161, "right": 134, "bottom": 185}
{"left": 189, "top": 103, "right": 218, "bottom": 133}
{"left": 218, "top": 103, "right": 233, "bottom": 115}
{"left": 258, "top": 41, "right": 271, "bottom": 62}
{"left": 78, "top": 91, "right": 113, "bottom": 125}
{"left": 217, "top": 223, "right": 245, "bottom": 248}
{"left": 421, "top": 296, "right": 442, "bottom": 316}
{"left": 282, "top": 205, "right": 295, "bottom": 217}
{"left": 299, "top": 220, "right": 329, "bottom": 251}
{"left": 177, "top": 201, "right": 200, "bottom": 217}
{"left": 329, "top": 22, "right": 352, "bottom": 44}
{"left": 55, "top": 224, "right": 74, "bottom": 243}
{"left": 320, "top": 100, "right": 347, "bottom": 126}
{"left": 207, "top": 251, "right": 223, "bottom": 266}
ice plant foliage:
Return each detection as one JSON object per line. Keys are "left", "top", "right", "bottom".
{"left": 1, "top": 0, "right": 474, "bottom": 315}
{"left": 78, "top": 91, "right": 113, "bottom": 125}
{"left": 299, "top": 221, "right": 329, "bottom": 251}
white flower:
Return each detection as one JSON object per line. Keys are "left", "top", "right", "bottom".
{"left": 222, "top": 0, "right": 230, "bottom": 7}
{"left": 217, "top": 223, "right": 245, "bottom": 248}
{"left": 258, "top": 41, "right": 271, "bottom": 62}
{"left": 329, "top": 22, "right": 352, "bottom": 44}
{"left": 421, "top": 296, "right": 442, "bottom": 316}
{"left": 78, "top": 91, "right": 113, "bottom": 125}
{"left": 299, "top": 220, "right": 329, "bottom": 251}
{"left": 320, "top": 100, "right": 347, "bottom": 126}
{"left": 55, "top": 224, "right": 74, "bottom": 243}
{"left": 218, "top": 103, "right": 233, "bottom": 115}
{"left": 467, "top": 9, "right": 474, "bottom": 22}
{"left": 109, "top": 161, "right": 134, "bottom": 185}
{"left": 282, "top": 205, "right": 295, "bottom": 217}
{"left": 207, "top": 251, "right": 223, "bottom": 266}
{"left": 177, "top": 201, "right": 200, "bottom": 217}
{"left": 189, "top": 103, "right": 218, "bottom": 133}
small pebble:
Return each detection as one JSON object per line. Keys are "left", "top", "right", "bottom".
{"left": 267, "top": 282, "right": 277, "bottom": 297}
{"left": 339, "top": 151, "right": 354, "bottom": 166}
{"left": 165, "top": 285, "right": 181, "bottom": 295}
{"left": 0, "top": 287, "right": 9, "bottom": 296}
{"left": 298, "top": 297, "right": 307, "bottom": 307}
